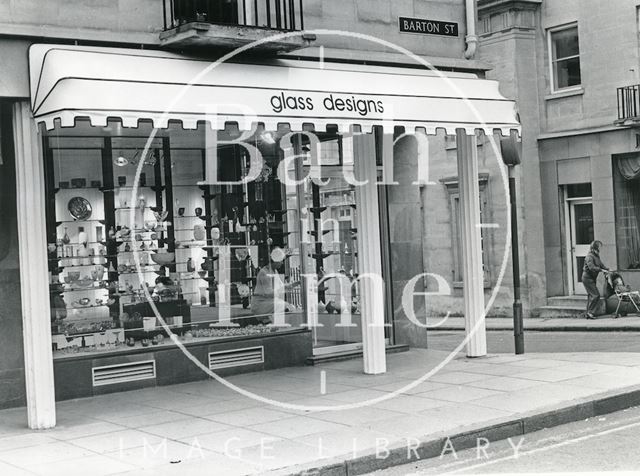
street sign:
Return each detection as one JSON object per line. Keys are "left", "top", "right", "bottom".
{"left": 398, "top": 17, "right": 459, "bottom": 37}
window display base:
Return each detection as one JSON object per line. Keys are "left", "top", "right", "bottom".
{"left": 52, "top": 328, "right": 312, "bottom": 401}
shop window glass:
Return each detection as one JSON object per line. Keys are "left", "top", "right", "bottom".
{"left": 550, "top": 25, "right": 581, "bottom": 91}
{"left": 614, "top": 154, "right": 640, "bottom": 269}
{"left": 44, "top": 122, "right": 388, "bottom": 357}
{"left": 45, "top": 124, "right": 310, "bottom": 356}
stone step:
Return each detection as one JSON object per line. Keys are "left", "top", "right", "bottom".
{"left": 306, "top": 344, "right": 409, "bottom": 365}
{"left": 547, "top": 295, "right": 588, "bottom": 309}
{"left": 538, "top": 305, "right": 585, "bottom": 319}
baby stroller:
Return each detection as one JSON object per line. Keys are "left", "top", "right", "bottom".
{"left": 603, "top": 271, "right": 640, "bottom": 318}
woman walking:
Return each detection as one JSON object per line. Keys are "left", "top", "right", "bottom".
{"left": 582, "top": 240, "right": 609, "bottom": 319}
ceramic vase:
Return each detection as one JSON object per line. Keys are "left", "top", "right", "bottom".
{"left": 193, "top": 224, "right": 206, "bottom": 241}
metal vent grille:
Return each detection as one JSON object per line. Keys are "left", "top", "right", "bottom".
{"left": 209, "top": 346, "right": 264, "bottom": 370}
{"left": 92, "top": 360, "right": 156, "bottom": 387}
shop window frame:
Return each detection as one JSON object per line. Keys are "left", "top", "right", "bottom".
{"left": 441, "top": 173, "right": 492, "bottom": 288}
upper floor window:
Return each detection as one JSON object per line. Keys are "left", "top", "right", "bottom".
{"left": 549, "top": 24, "right": 581, "bottom": 92}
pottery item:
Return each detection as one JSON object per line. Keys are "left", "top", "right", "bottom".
{"left": 68, "top": 196, "right": 92, "bottom": 221}
{"left": 211, "top": 227, "right": 220, "bottom": 240}
{"left": 201, "top": 257, "right": 215, "bottom": 271}
{"left": 59, "top": 181, "right": 69, "bottom": 189}
{"left": 153, "top": 210, "right": 168, "bottom": 223}
{"left": 67, "top": 271, "right": 80, "bottom": 282}
{"left": 90, "top": 180, "right": 101, "bottom": 188}
{"left": 186, "top": 258, "right": 195, "bottom": 273}
{"left": 237, "top": 283, "right": 250, "bottom": 298}
{"left": 47, "top": 243, "right": 57, "bottom": 254}
{"left": 235, "top": 248, "right": 249, "bottom": 262}
{"left": 118, "top": 176, "right": 127, "bottom": 187}
{"left": 150, "top": 252, "right": 175, "bottom": 266}
{"left": 78, "top": 297, "right": 91, "bottom": 306}
{"left": 195, "top": 207, "right": 203, "bottom": 217}
{"left": 193, "top": 224, "right": 206, "bottom": 241}
{"left": 62, "top": 227, "right": 71, "bottom": 245}
{"left": 177, "top": 207, "right": 185, "bottom": 217}
{"left": 77, "top": 227, "right": 88, "bottom": 246}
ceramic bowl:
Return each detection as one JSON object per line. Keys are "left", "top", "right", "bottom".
{"left": 67, "top": 271, "right": 81, "bottom": 282}
{"left": 150, "top": 252, "right": 175, "bottom": 266}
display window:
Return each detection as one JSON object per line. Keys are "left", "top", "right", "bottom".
{"left": 44, "top": 121, "right": 383, "bottom": 358}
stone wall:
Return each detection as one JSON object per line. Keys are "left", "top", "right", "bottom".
{"left": 304, "top": 0, "right": 467, "bottom": 58}
{"left": 477, "top": 0, "right": 549, "bottom": 311}
{"left": 0, "top": 0, "right": 468, "bottom": 59}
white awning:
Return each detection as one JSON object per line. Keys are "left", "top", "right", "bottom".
{"left": 29, "top": 44, "right": 520, "bottom": 135}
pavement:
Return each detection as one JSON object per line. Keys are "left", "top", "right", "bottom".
{"left": 434, "top": 315, "right": 640, "bottom": 331}
{"left": 366, "top": 404, "right": 640, "bottom": 475}
{"left": 3, "top": 349, "right": 640, "bottom": 476}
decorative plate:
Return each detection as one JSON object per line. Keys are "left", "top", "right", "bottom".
{"left": 67, "top": 197, "right": 92, "bottom": 221}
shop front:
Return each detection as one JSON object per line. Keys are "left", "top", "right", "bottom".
{"left": 17, "top": 44, "right": 519, "bottom": 428}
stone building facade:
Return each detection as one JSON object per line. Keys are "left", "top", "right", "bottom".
{"left": 478, "top": 0, "right": 640, "bottom": 313}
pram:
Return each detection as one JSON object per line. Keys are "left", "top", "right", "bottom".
{"left": 603, "top": 271, "right": 640, "bottom": 318}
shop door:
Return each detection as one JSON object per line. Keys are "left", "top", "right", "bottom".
{"left": 297, "top": 134, "right": 391, "bottom": 355}
{"left": 569, "top": 199, "right": 594, "bottom": 295}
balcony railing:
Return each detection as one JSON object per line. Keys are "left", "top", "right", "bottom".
{"left": 163, "top": 0, "right": 304, "bottom": 31}
{"left": 617, "top": 85, "right": 640, "bottom": 122}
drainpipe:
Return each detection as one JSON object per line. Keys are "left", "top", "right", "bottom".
{"left": 464, "top": 0, "right": 478, "bottom": 59}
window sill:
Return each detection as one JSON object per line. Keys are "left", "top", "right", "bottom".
{"left": 545, "top": 87, "right": 584, "bottom": 101}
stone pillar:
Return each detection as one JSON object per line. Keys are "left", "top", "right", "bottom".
{"left": 456, "top": 129, "right": 487, "bottom": 357}
{"left": 13, "top": 101, "right": 56, "bottom": 429}
{"left": 353, "top": 133, "right": 386, "bottom": 374}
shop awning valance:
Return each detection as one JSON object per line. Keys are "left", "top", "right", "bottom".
{"left": 29, "top": 44, "right": 520, "bottom": 134}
